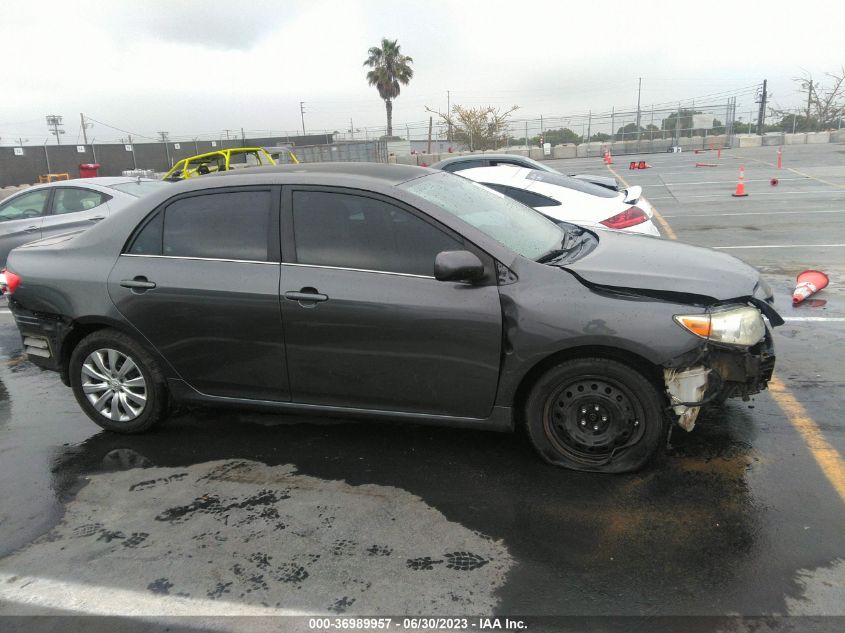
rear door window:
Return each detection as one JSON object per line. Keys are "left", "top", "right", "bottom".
{"left": 483, "top": 183, "right": 561, "bottom": 208}
{"left": 525, "top": 170, "right": 618, "bottom": 198}
{"left": 291, "top": 190, "right": 462, "bottom": 276}
{"left": 51, "top": 188, "right": 109, "bottom": 215}
{"left": 442, "top": 159, "right": 487, "bottom": 173}
{"left": 127, "top": 190, "right": 273, "bottom": 261}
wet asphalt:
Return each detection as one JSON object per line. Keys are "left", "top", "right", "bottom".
{"left": 0, "top": 143, "right": 844, "bottom": 630}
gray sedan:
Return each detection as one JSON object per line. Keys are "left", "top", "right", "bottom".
{"left": 6, "top": 164, "right": 780, "bottom": 473}
{"left": 0, "top": 177, "right": 171, "bottom": 266}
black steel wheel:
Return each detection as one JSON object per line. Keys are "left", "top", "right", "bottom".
{"left": 525, "top": 357, "right": 666, "bottom": 473}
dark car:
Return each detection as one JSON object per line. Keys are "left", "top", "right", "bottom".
{"left": 4, "top": 164, "right": 781, "bottom": 473}
{"left": 430, "top": 153, "right": 620, "bottom": 191}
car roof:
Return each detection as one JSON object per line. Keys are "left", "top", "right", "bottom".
{"left": 198, "top": 162, "right": 433, "bottom": 187}
{"left": 457, "top": 165, "right": 526, "bottom": 184}
{"left": 4, "top": 177, "right": 159, "bottom": 195}
{"left": 433, "top": 153, "right": 531, "bottom": 164}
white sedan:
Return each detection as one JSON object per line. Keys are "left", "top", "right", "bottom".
{"left": 457, "top": 165, "right": 660, "bottom": 237}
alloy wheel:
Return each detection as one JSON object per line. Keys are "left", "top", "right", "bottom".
{"left": 81, "top": 348, "right": 148, "bottom": 422}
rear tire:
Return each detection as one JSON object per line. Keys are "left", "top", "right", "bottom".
{"left": 525, "top": 357, "right": 666, "bottom": 473}
{"left": 69, "top": 328, "right": 169, "bottom": 433}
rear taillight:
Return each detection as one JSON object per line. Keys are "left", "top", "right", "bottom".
{"left": 2, "top": 269, "right": 21, "bottom": 295}
{"left": 599, "top": 206, "right": 647, "bottom": 230}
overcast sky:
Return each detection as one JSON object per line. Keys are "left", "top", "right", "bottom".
{"left": 1, "top": 0, "right": 842, "bottom": 144}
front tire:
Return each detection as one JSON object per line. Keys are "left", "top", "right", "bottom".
{"left": 525, "top": 357, "right": 666, "bottom": 473}
{"left": 69, "top": 329, "right": 170, "bottom": 433}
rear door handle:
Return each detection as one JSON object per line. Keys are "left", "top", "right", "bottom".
{"left": 120, "top": 277, "right": 156, "bottom": 290}
{"left": 285, "top": 290, "right": 328, "bottom": 303}
{"left": 89, "top": 216, "right": 105, "bottom": 222}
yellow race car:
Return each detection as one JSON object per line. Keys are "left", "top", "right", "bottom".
{"left": 162, "top": 146, "right": 298, "bottom": 181}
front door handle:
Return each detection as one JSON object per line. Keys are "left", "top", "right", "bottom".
{"left": 24, "top": 225, "right": 39, "bottom": 232}
{"left": 284, "top": 288, "right": 328, "bottom": 305}
{"left": 89, "top": 216, "right": 106, "bottom": 222}
{"left": 120, "top": 277, "right": 156, "bottom": 290}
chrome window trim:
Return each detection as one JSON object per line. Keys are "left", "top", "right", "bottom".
{"left": 120, "top": 253, "right": 277, "bottom": 265}
{"left": 282, "top": 262, "right": 434, "bottom": 280}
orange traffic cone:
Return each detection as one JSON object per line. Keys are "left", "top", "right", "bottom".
{"left": 793, "top": 270, "right": 829, "bottom": 305}
{"left": 732, "top": 166, "right": 748, "bottom": 197}
{"left": 637, "top": 160, "right": 651, "bottom": 169}
{"left": 606, "top": 149, "right": 613, "bottom": 165}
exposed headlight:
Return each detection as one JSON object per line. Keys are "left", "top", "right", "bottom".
{"left": 673, "top": 305, "right": 765, "bottom": 347}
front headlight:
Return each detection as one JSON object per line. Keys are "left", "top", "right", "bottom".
{"left": 674, "top": 305, "right": 765, "bottom": 347}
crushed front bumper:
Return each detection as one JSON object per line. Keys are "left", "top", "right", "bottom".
{"left": 664, "top": 329, "right": 776, "bottom": 431}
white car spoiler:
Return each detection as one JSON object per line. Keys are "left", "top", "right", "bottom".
{"left": 623, "top": 185, "right": 642, "bottom": 205}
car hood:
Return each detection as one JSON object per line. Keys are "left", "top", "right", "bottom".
{"left": 561, "top": 229, "right": 761, "bottom": 302}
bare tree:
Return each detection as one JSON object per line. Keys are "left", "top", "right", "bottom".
{"left": 772, "top": 67, "right": 845, "bottom": 131}
{"left": 425, "top": 104, "right": 519, "bottom": 151}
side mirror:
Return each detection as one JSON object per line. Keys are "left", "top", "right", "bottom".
{"left": 434, "top": 250, "right": 484, "bottom": 283}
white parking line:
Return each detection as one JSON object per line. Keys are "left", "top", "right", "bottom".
{"left": 711, "top": 244, "right": 845, "bottom": 249}
{"left": 662, "top": 209, "right": 845, "bottom": 218}
{"left": 645, "top": 177, "right": 808, "bottom": 187}
{"left": 647, "top": 191, "right": 845, "bottom": 200}
{"left": 783, "top": 317, "right": 845, "bottom": 322}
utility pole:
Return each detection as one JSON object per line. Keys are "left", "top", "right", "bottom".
{"left": 159, "top": 132, "right": 172, "bottom": 167}
{"left": 756, "top": 79, "right": 767, "bottom": 136}
{"left": 806, "top": 79, "right": 814, "bottom": 131}
{"left": 635, "top": 77, "right": 642, "bottom": 144}
{"left": 241, "top": 128, "right": 245, "bottom": 144}
{"left": 427, "top": 117, "right": 433, "bottom": 154}
{"left": 350, "top": 118, "right": 355, "bottom": 140}
{"left": 80, "top": 113, "right": 92, "bottom": 145}
{"left": 446, "top": 90, "right": 451, "bottom": 141}
{"left": 300, "top": 101, "right": 306, "bottom": 136}
{"left": 46, "top": 115, "right": 64, "bottom": 144}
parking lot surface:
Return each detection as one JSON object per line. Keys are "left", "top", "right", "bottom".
{"left": 1, "top": 143, "right": 844, "bottom": 630}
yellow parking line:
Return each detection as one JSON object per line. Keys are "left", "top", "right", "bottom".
{"left": 768, "top": 378, "right": 845, "bottom": 503}
{"left": 608, "top": 158, "right": 845, "bottom": 501}
{"left": 606, "top": 164, "right": 678, "bottom": 240}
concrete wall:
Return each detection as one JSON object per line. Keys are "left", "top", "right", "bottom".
{"left": 552, "top": 144, "right": 577, "bottom": 159}
{"left": 0, "top": 134, "right": 334, "bottom": 188}
{"left": 734, "top": 135, "right": 763, "bottom": 148}
{"left": 806, "top": 132, "right": 830, "bottom": 144}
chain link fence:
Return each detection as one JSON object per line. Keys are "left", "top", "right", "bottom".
{"left": 332, "top": 99, "right": 738, "bottom": 156}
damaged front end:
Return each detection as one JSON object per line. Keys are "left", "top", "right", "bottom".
{"left": 662, "top": 302, "right": 778, "bottom": 431}
{"left": 564, "top": 269, "right": 782, "bottom": 433}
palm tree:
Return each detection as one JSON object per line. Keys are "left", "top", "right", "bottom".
{"left": 363, "top": 38, "right": 413, "bottom": 137}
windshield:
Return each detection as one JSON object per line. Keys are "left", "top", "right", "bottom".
{"left": 108, "top": 181, "right": 172, "bottom": 197}
{"left": 401, "top": 172, "right": 565, "bottom": 260}
{"left": 525, "top": 170, "right": 618, "bottom": 198}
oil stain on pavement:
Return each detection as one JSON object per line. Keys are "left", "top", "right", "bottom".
{"left": 0, "top": 459, "right": 511, "bottom": 615}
